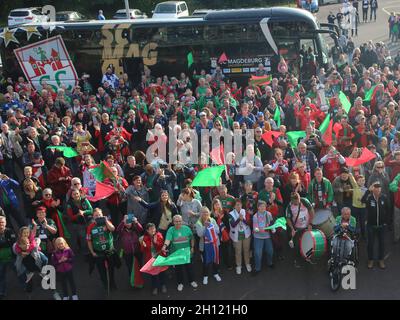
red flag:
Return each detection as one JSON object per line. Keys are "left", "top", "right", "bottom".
{"left": 140, "top": 257, "right": 169, "bottom": 276}
{"left": 261, "top": 131, "right": 282, "bottom": 147}
{"left": 322, "top": 120, "right": 333, "bottom": 146}
{"left": 218, "top": 52, "right": 228, "bottom": 64}
{"left": 210, "top": 144, "right": 225, "bottom": 165}
{"left": 105, "top": 126, "right": 132, "bottom": 142}
{"left": 345, "top": 147, "right": 376, "bottom": 167}
{"left": 87, "top": 181, "right": 115, "bottom": 202}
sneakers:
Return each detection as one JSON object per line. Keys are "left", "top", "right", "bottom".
{"left": 190, "top": 281, "right": 198, "bottom": 288}
{"left": 379, "top": 260, "right": 386, "bottom": 270}
{"left": 53, "top": 292, "right": 62, "bottom": 300}
{"left": 236, "top": 266, "right": 242, "bottom": 275}
{"left": 72, "top": 295, "right": 79, "bottom": 300}
{"left": 202, "top": 276, "right": 208, "bottom": 285}
{"left": 177, "top": 284, "right": 184, "bottom": 292}
{"left": 63, "top": 297, "right": 69, "bottom": 300}
{"left": 368, "top": 260, "right": 374, "bottom": 269}
{"left": 213, "top": 274, "right": 222, "bottom": 282}
{"left": 25, "top": 272, "right": 34, "bottom": 283}
{"left": 246, "top": 264, "right": 252, "bottom": 273}
{"left": 161, "top": 285, "right": 167, "bottom": 294}
{"left": 152, "top": 288, "right": 158, "bottom": 296}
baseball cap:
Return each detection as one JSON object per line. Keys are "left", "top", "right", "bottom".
{"left": 257, "top": 112, "right": 264, "bottom": 117}
{"left": 199, "top": 112, "right": 207, "bottom": 117}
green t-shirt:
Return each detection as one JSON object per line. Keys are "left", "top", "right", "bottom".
{"left": 87, "top": 223, "right": 114, "bottom": 253}
{"left": 166, "top": 225, "right": 193, "bottom": 253}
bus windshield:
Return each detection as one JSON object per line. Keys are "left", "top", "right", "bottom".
{"left": 155, "top": 4, "right": 176, "bottom": 13}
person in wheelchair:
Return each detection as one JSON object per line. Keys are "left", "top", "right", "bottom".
{"left": 331, "top": 207, "right": 357, "bottom": 262}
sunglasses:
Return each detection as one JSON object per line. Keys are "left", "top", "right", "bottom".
{"left": 44, "top": 194, "right": 52, "bottom": 197}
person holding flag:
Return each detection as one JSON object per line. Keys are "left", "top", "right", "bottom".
{"left": 162, "top": 215, "right": 198, "bottom": 292}
{"left": 195, "top": 207, "right": 222, "bottom": 285}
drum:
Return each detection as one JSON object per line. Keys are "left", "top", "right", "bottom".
{"left": 300, "top": 230, "right": 327, "bottom": 261}
{"left": 312, "top": 209, "right": 336, "bottom": 239}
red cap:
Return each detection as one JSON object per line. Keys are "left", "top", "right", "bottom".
{"left": 36, "top": 206, "right": 47, "bottom": 212}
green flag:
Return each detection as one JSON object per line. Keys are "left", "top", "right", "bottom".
{"left": 318, "top": 114, "right": 330, "bottom": 134}
{"left": 191, "top": 165, "right": 225, "bottom": 187}
{"left": 265, "top": 217, "right": 287, "bottom": 231}
{"left": 153, "top": 247, "right": 191, "bottom": 267}
{"left": 339, "top": 91, "right": 351, "bottom": 113}
{"left": 286, "top": 131, "right": 306, "bottom": 148}
{"left": 363, "top": 85, "right": 377, "bottom": 102}
{"left": 187, "top": 52, "right": 194, "bottom": 68}
{"left": 273, "top": 107, "right": 281, "bottom": 127}
{"left": 46, "top": 146, "right": 78, "bottom": 158}
{"left": 89, "top": 161, "right": 114, "bottom": 182}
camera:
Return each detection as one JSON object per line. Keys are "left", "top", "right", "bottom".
{"left": 159, "top": 163, "right": 168, "bottom": 169}
{"left": 95, "top": 216, "right": 106, "bottom": 226}
{"left": 126, "top": 213, "right": 135, "bottom": 224}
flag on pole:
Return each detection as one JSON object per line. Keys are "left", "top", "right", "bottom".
{"left": 273, "top": 107, "right": 281, "bottom": 127}
{"left": 86, "top": 181, "right": 115, "bottom": 202}
{"left": 218, "top": 52, "right": 228, "bottom": 64}
{"left": 318, "top": 114, "right": 330, "bottom": 134}
{"left": 322, "top": 119, "right": 333, "bottom": 146}
{"left": 286, "top": 131, "right": 306, "bottom": 148}
{"left": 339, "top": 91, "right": 351, "bottom": 113}
{"left": 140, "top": 257, "right": 169, "bottom": 276}
{"left": 153, "top": 247, "right": 191, "bottom": 267}
{"left": 191, "top": 165, "right": 225, "bottom": 187}
{"left": 130, "top": 256, "right": 144, "bottom": 288}
{"left": 249, "top": 75, "right": 272, "bottom": 86}
{"left": 265, "top": 217, "right": 287, "bottom": 231}
{"left": 46, "top": 146, "right": 78, "bottom": 158}
{"left": 89, "top": 161, "right": 114, "bottom": 182}
{"left": 261, "top": 131, "right": 282, "bottom": 147}
{"left": 187, "top": 52, "right": 194, "bottom": 68}
{"left": 345, "top": 147, "right": 376, "bottom": 167}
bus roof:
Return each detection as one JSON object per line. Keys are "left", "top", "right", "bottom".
{"left": 6, "top": 7, "right": 317, "bottom": 30}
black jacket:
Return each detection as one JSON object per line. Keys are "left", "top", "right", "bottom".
{"left": 0, "top": 227, "right": 17, "bottom": 254}
{"left": 361, "top": 190, "right": 390, "bottom": 227}
{"left": 138, "top": 199, "right": 179, "bottom": 229}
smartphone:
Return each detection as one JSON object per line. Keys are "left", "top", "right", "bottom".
{"left": 96, "top": 217, "right": 106, "bottom": 226}
{"left": 126, "top": 213, "right": 135, "bottom": 224}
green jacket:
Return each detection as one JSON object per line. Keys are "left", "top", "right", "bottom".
{"left": 307, "top": 178, "right": 334, "bottom": 208}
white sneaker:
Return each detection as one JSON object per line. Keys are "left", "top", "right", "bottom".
{"left": 63, "top": 297, "right": 69, "bottom": 300}
{"left": 246, "top": 264, "right": 252, "bottom": 273}
{"left": 177, "top": 284, "right": 184, "bottom": 292}
{"left": 53, "top": 292, "right": 62, "bottom": 300}
{"left": 72, "top": 295, "right": 79, "bottom": 300}
{"left": 236, "top": 266, "right": 242, "bottom": 275}
{"left": 190, "top": 281, "right": 198, "bottom": 288}
{"left": 25, "top": 272, "right": 34, "bottom": 283}
{"left": 202, "top": 276, "right": 208, "bottom": 285}
{"left": 213, "top": 274, "right": 222, "bottom": 282}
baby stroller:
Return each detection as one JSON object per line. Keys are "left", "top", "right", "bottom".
{"left": 328, "top": 230, "right": 358, "bottom": 291}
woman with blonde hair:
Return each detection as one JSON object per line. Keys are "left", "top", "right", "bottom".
{"left": 22, "top": 178, "right": 42, "bottom": 219}
{"left": 195, "top": 206, "right": 222, "bottom": 285}
{"left": 51, "top": 237, "right": 78, "bottom": 300}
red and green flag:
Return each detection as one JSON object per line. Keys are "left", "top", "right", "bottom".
{"left": 86, "top": 181, "right": 115, "bottom": 202}
{"left": 265, "top": 217, "right": 287, "bottom": 231}
{"left": 153, "top": 247, "right": 191, "bottom": 267}
{"left": 89, "top": 161, "right": 114, "bottom": 182}
{"left": 249, "top": 75, "right": 272, "bottom": 87}
{"left": 187, "top": 52, "right": 194, "bottom": 68}
{"left": 261, "top": 131, "right": 282, "bottom": 147}
{"left": 345, "top": 147, "right": 376, "bottom": 167}
{"left": 191, "top": 165, "right": 225, "bottom": 187}
{"left": 140, "top": 257, "right": 169, "bottom": 276}
{"left": 130, "top": 256, "right": 144, "bottom": 288}
{"left": 364, "top": 85, "right": 377, "bottom": 102}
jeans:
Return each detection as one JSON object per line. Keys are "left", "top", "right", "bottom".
{"left": 367, "top": 224, "right": 385, "bottom": 260}
{"left": 175, "top": 262, "right": 195, "bottom": 285}
{"left": 370, "top": 8, "right": 377, "bottom": 21}
{"left": 362, "top": 9, "right": 368, "bottom": 22}
{"left": 151, "top": 271, "right": 166, "bottom": 290}
{"left": 0, "top": 261, "right": 11, "bottom": 296}
{"left": 253, "top": 237, "right": 274, "bottom": 272}
{"left": 58, "top": 271, "right": 77, "bottom": 297}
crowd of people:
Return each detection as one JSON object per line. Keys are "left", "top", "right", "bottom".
{"left": 1, "top": 21, "right": 400, "bottom": 299}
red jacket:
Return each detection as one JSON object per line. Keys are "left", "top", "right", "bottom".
{"left": 140, "top": 232, "right": 165, "bottom": 263}
{"left": 47, "top": 165, "right": 72, "bottom": 199}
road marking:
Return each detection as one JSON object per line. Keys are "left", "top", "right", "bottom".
{"left": 383, "top": 6, "right": 400, "bottom": 16}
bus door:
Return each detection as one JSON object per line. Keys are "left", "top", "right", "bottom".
{"left": 123, "top": 57, "right": 144, "bottom": 87}
{"left": 299, "top": 38, "right": 317, "bottom": 82}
